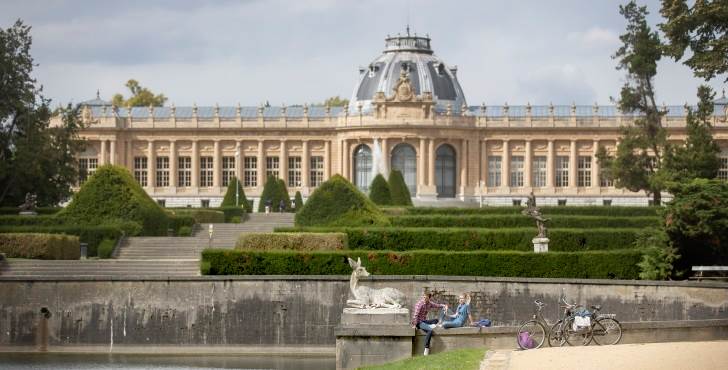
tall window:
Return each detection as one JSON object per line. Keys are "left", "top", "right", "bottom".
{"left": 178, "top": 156, "right": 191, "bottom": 187}
{"left": 244, "top": 157, "right": 257, "bottom": 187}
{"left": 509, "top": 156, "right": 524, "bottom": 187}
{"left": 487, "top": 156, "right": 501, "bottom": 187}
{"left": 78, "top": 158, "right": 98, "bottom": 185}
{"left": 222, "top": 156, "right": 235, "bottom": 186}
{"left": 718, "top": 156, "right": 728, "bottom": 181}
{"left": 577, "top": 156, "right": 591, "bottom": 187}
{"left": 353, "top": 145, "right": 372, "bottom": 191}
{"left": 266, "top": 156, "right": 279, "bottom": 179}
{"left": 555, "top": 156, "right": 569, "bottom": 187}
{"left": 156, "top": 156, "right": 169, "bottom": 187}
{"left": 288, "top": 156, "right": 302, "bottom": 187}
{"left": 390, "top": 144, "right": 417, "bottom": 194}
{"left": 134, "top": 157, "right": 148, "bottom": 186}
{"left": 600, "top": 172, "right": 614, "bottom": 187}
{"left": 200, "top": 156, "right": 213, "bottom": 187}
{"left": 310, "top": 156, "right": 324, "bottom": 187}
{"left": 532, "top": 156, "right": 547, "bottom": 187}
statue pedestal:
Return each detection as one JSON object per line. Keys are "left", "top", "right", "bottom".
{"left": 335, "top": 308, "right": 413, "bottom": 370}
{"left": 19, "top": 211, "right": 38, "bottom": 216}
{"left": 533, "top": 237, "right": 549, "bottom": 253}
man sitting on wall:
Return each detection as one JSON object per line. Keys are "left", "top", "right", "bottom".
{"left": 411, "top": 291, "right": 447, "bottom": 356}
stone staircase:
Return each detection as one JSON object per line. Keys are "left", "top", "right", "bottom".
{"left": 0, "top": 212, "right": 295, "bottom": 278}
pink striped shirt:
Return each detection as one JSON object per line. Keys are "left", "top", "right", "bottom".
{"left": 411, "top": 299, "right": 445, "bottom": 326}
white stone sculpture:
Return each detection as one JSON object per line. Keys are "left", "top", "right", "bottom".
{"left": 347, "top": 257, "right": 406, "bottom": 309}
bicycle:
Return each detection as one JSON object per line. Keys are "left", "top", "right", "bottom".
{"left": 515, "top": 300, "right": 548, "bottom": 350}
{"left": 588, "top": 305, "right": 623, "bottom": 345}
{"left": 553, "top": 301, "right": 623, "bottom": 346}
{"left": 548, "top": 297, "right": 586, "bottom": 347}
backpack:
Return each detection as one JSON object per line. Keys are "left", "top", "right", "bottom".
{"left": 518, "top": 331, "right": 535, "bottom": 349}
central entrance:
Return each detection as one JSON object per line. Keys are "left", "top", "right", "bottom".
{"left": 435, "top": 144, "right": 456, "bottom": 198}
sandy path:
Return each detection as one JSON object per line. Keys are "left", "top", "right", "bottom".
{"left": 485, "top": 341, "right": 728, "bottom": 370}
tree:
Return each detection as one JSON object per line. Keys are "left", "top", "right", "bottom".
{"left": 294, "top": 191, "right": 304, "bottom": 212}
{"left": 257, "top": 175, "right": 290, "bottom": 212}
{"left": 319, "top": 96, "right": 349, "bottom": 107}
{"left": 599, "top": 2, "right": 669, "bottom": 205}
{"left": 220, "top": 177, "right": 251, "bottom": 213}
{"left": 660, "top": 0, "right": 728, "bottom": 82}
{"left": 276, "top": 178, "right": 292, "bottom": 212}
{"left": 0, "top": 20, "right": 85, "bottom": 206}
{"left": 111, "top": 79, "right": 167, "bottom": 107}
{"left": 368, "top": 174, "right": 391, "bottom": 205}
{"left": 388, "top": 170, "right": 413, "bottom": 206}
{"left": 663, "top": 85, "right": 721, "bottom": 180}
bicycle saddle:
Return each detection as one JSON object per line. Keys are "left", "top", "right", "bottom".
{"left": 590, "top": 305, "right": 602, "bottom": 311}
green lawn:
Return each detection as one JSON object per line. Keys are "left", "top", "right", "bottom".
{"left": 359, "top": 348, "right": 487, "bottom": 370}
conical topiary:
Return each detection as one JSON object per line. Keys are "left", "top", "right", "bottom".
{"left": 368, "top": 174, "right": 391, "bottom": 205}
{"left": 59, "top": 165, "right": 169, "bottom": 235}
{"left": 388, "top": 169, "right": 413, "bottom": 206}
{"left": 295, "top": 175, "right": 390, "bottom": 227}
{"left": 221, "top": 177, "right": 251, "bottom": 212}
{"left": 258, "top": 175, "right": 281, "bottom": 212}
{"left": 276, "top": 178, "right": 292, "bottom": 212}
{"left": 294, "top": 191, "right": 304, "bottom": 212}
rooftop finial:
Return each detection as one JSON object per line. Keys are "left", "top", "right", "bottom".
{"left": 406, "top": 24, "right": 410, "bottom": 36}
{"left": 723, "top": 88, "right": 726, "bottom": 98}
{"left": 96, "top": 89, "right": 100, "bottom": 99}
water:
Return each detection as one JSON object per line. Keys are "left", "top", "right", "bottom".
{"left": 0, "top": 353, "right": 335, "bottom": 370}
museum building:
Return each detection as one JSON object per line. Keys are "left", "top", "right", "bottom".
{"left": 65, "top": 32, "right": 728, "bottom": 207}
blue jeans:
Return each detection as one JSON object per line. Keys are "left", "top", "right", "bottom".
{"left": 417, "top": 319, "right": 439, "bottom": 349}
{"left": 439, "top": 308, "right": 465, "bottom": 329}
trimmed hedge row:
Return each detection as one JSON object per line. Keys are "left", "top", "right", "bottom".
{"left": 201, "top": 249, "right": 642, "bottom": 279}
{"left": 0, "top": 215, "right": 71, "bottom": 226}
{"left": 0, "top": 207, "right": 61, "bottom": 215}
{"left": 274, "top": 227, "right": 639, "bottom": 252}
{"left": 0, "top": 222, "right": 139, "bottom": 257}
{"left": 236, "top": 232, "right": 347, "bottom": 251}
{"left": 389, "top": 215, "right": 660, "bottom": 229}
{"left": 402, "top": 206, "right": 660, "bottom": 217}
{"left": 170, "top": 209, "right": 225, "bottom": 224}
{"left": 0, "top": 233, "right": 80, "bottom": 259}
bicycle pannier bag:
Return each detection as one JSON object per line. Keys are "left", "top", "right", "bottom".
{"left": 518, "top": 331, "right": 535, "bottom": 349}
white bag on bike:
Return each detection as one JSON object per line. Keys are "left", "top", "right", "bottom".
{"left": 573, "top": 316, "right": 591, "bottom": 331}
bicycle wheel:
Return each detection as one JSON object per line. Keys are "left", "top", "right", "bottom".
{"left": 591, "top": 317, "right": 622, "bottom": 345}
{"left": 548, "top": 320, "right": 567, "bottom": 347}
{"left": 516, "top": 320, "right": 547, "bottom": 350}
{"left": 563, "top": 317, "right": 592, "bottom": 346}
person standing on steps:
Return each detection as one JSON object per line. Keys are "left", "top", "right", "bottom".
{"left": 264, "top": 198, "right": 272, "bottom": 214}
{"left": 411, "top": 292, "right": 447, "bottom": 356}
{"left": 278, "top": 199, "right": 286, "bottom": 213}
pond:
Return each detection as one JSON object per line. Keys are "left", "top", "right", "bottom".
{"left": 0, "top": 353, "right": 336, "bottom": 370}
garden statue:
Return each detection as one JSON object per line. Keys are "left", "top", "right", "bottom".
{"left": 18, "top": 193, "right": 38, "bottom": 215}
{"left": 522, "top": 192, "right": 549, "bottom": 238}
{"left": 346, "top": 257, "right": 406, "bottom": 308}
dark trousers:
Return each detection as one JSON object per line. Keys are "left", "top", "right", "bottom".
{"left": 417, "top": 319, "right": 439, "bottom": 349}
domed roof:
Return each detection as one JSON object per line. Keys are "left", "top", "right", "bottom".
{"left": 349, "top": 31, "right": 467, "bottom": 112}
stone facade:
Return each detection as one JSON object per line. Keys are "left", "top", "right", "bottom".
{"left": 59, "top": 33, "right": 728, "bottom": 207}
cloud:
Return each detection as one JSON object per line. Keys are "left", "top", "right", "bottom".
{"left": 567, "top": 27, "right": 620, "bottom": 48}
{"left": 516, "top": 64, "right": 598, "bottom": 104}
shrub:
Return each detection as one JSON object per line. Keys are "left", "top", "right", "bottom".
{"left": 404, "top": 206, "right": 660, "bottom": 217}
{"left": 97, "top": 238, "right": 116, "bottom": 259}
{"left": 276, "top": 178, "right": 292, "bottom": 212}
{"left": 0, "top": 222, "right": 139, "bottom": 257}
{"left": 0, "top": 233, "right": 80, "bottom": 259}
{"left": 59, "top": 165, "right": 170, "bottom": 235}
{"left": 171, "top": 209, "right": 225, "bottom": 224}
{"left": 235, "top": 232, "right": 347, "bottom": 251}
{"left": 201, "top": 249, "right": 642, "bottom": 279}
{"left": 230, "top": 216, "right": 241, "bottom": 224}
{"left": 220, "top": 177, "right": 251, "bottom": 212}
{"left": 275, "top": 227, "right": 639, "bottom": 252}
{"left": 0, "top": 207, "right": 61, "bottom": 215}
{"left": 389, "top": 215, "right": 659, "bottom": 229}
{"left": 0, "top": 215, "right": 73, "bottom": 226}
{"left": 168, "top": 214, "right": 196, "bottom": 234}
{"left": 635, "top": 227, "right": 680, "bottom": 280}
{"left": 178, "top": 226, "right": 193, "bottom": 236}
{"left": 294, "top": 191, "right": 304, "bottom": 212}
{"left": 388, "top": 170, "right": 413, "bottom": 206}
{"left": 258, "top": 175, "right": 290, "bottom": 212}
{"left": 369, "top": 174, "right": 391, "bottom": 205}
{"left": 295, "top": 175, "right": 390, "bottom": 227}
{"left": 218, "top": 207, "right": 249, "bottom": 223}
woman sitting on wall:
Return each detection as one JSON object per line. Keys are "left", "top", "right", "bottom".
{"left": 439, "top": 293, "right": 474, "bottom": 328}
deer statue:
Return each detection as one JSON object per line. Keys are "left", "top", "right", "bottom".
{"left": 346, "top": 257, "right": 406, "bottom": 309}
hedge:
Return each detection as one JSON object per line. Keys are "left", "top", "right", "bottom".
{"left": 97, "top": 238, "right": 116, "bottom": 259}
{"left": 201, "top": 249, "right": 642, "bottom": 279}
{"left": 0, "top": 233, "right": 80, "bottom": 259}
{"left": 389, "top": 215, "right": 660, "bottom": 229}
{"left": 369, "top": 174, "right": 392, "bottom": 205}
{"left": 403, "top": 206, "right": 660, "bottom": 217}
{"left": 0, "top": 222, "right": 139, "bottom": 257}
{"left": 219, "top": 207, "right": 250, "bottom": 223}
{"left": 235, "top": 232, "right": 347, "bottom": 251}
{"left": 0, "top": 215, "right": 72, "bottom": 226}
{"left": 388, "top": 170, "right": 413, "bottom": 206}
{"left": 167, "top": 215, "right": 196, "bottom": 235}
{"left": 274, "top": 227, "right": 639, "bottom": 252}
{"left": 220, "top": 177, "right": 252, "bottom": 213}
{"left": 170, "top": 209, "right": 225, "bottom": 224}
{"left": 0, "top": 207, "right": 61, "bottom": 215}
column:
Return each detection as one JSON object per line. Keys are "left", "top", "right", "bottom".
{"left": 301, "top": 140, "right": 310, "bottom": 188}
{"left": 213, "top": 140, "right": 221, "bottom": 188}
{"left": 100, "top": 140, "right": 108, "bottom": 165}
{"left": 342, "top": 139, "right": 349, "bottom": 179}
{"left": 569, "top": 139, "right": 577, "bottom": 189}
{"left": 592, "top": 139, "right": 600, "bottom": 189}
{"left": 257, "top": 140, "right": 265, "bottom": 189}
{"left": 125, "top": 140, "right": 132, "bottom": 170}
{"left": 460, "top": 139, "right": 468, "bottom": 190}
{"left": 324, "top": 140, "right": 331, "bottom": 180}
{"left": 524, "top": 140, "right": 532, "bottom": 188}
{"left": 147, "top": 140, "right": 155, "bottom": 188}
{"left": 418, "top": 138, "right": 427, "bottom": 188}
{"left": 280, "top": 140, "right": 288, "bottom": 185}
{"left": 501, "top": 140, "right": 510, "bottom": 189}
{"left": 381, "top": 138, "right": 389, "bottom": 175}
{"left": 191, "top": 140, "right": 199, "bottom": 188}
{"left": 235, "top": 141, "right": 242, "bottom": 183}
{"left": 428, "top": 139, "right": 435, "bottom": 186}
{"left": 481, "top": 139, "right": 488, "bottom": 189}
{"left": 109, "top": 140, "right": 117, "bottom": 165}
{"left": 546, "top": 139, "right": 555, "bottom": 188}
{"left": 169, "top": 140, "right": 177, "bottom": 188}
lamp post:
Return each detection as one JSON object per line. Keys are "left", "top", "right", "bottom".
{"left": 208, "top": 224, "right": 214, "bottom": 249}
{"left": 235, "top": 148, "right": 240, "bottom": 207}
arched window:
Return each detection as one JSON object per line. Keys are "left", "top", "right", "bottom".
{"left": 353, "top": 144, "right": 372, "bottom": 191}
{"left": 435, "top": 144, "right": 456, "bottom": 198}
{"left": 390, "top": 143, "right": 417, "bottom": 195}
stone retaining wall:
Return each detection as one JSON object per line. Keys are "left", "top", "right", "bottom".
{"left": 0, "top": 276, "right": 726, "bottom": 349}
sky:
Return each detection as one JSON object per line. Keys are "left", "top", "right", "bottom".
{"left": 1, "top": 0, "right": 726, "bottom": 107}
